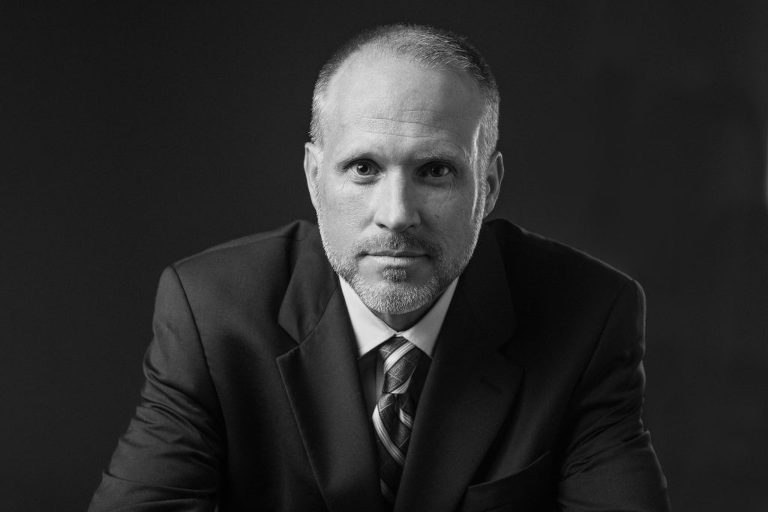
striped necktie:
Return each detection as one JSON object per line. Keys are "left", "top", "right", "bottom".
{"left": 372, "top": 336, "right": 422, "bottom": 504}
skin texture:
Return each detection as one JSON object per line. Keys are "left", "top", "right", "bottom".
{"left": 304, "top": 50, "right": 504, "bottom": 330}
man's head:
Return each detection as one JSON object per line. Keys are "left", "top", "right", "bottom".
{"left": 304, "top": 24, "right": 504, "bottom": 329}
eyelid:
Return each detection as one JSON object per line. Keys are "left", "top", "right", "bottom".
{"left": 342, "top": 158, "right": 377, "bottom": 171}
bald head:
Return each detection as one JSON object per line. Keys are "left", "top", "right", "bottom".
{"left": 309, "top": 24, "right": 499, "bottom": 168}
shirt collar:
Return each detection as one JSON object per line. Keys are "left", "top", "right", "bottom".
{"left": 339, "top": 277, "right": 458, "bottom": 359}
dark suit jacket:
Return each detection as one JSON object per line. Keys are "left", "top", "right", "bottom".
{"left": 89, "top": 219, "right": 670, "bottom": 511}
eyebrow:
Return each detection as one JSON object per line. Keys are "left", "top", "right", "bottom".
{"left": 411, "top": 150, "right": 466, "bottom": 164}
{"left": 335, "top": 144, "right": 470, "bottom": 168}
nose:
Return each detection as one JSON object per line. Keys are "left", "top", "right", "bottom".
{"left": 372, "top": 171, "right": 421, "bottom": 232}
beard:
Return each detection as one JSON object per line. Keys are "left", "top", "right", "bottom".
{"left": 315, "top": 198, "right": 483, "bottom": 316}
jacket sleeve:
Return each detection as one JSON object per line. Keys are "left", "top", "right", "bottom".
{"left": 89, "top": 266, "right": 224, "bottom": 512}
{"left": 558, "top": 279, "right": 671, "bottom": 511}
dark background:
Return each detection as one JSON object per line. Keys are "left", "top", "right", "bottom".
{"left": 3, "top": 1, "right": 767, "bottom": 510}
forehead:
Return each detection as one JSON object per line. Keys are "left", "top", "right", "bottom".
{"left": 322, "top": 52, "right": 485, "bottom": 154}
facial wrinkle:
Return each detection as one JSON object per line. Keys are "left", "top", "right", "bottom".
{"left": 359, "top": 116, "right": 462, "bottom": 136}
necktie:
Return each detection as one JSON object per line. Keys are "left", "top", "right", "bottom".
{"left": 372, "top": 336, "right": 422, "bottom": 504}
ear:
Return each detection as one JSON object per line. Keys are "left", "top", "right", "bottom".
{"left": 303, "top": 142, "right": 322, "bottom": 211}
{"left": 482, "top": 150, "right": 505, "bottom": 217}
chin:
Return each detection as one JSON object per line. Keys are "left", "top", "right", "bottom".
{"left": 352, "top": 277, "right": 439, "bottom": 316}
{"left": 380, "top": 267, "right": 409, "bottom": 282}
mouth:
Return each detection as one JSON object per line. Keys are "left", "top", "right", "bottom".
{"left": 364, "top": 250, "right": 427, "bottom": 267}
{"left": 366, "top": 250, "right": 426, "bottom": 258}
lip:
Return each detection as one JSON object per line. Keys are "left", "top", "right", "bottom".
{"left": 366, "top": 250, "right": 426, "bottom": 257}
{"left": 366, "top": 255, "right": 424, "bottom": 267}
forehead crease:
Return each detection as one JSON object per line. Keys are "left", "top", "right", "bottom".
{"left": 356, "top": 116, "right": 463, "bottom": 137}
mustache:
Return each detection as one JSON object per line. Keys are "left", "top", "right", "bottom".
{"left": 353, "top": 232, "right": 441, "bottom": 256}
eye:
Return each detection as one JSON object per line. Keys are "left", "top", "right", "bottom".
{"left": 350, "top": 161, "right": 377, "bottom": 176}
{"left": 421, "top": 163, "right": 453, "bottom": 178}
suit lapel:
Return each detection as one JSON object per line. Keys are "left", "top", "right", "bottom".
{"left": 396, "top": 226, "right": 526, "bottom": 512}
{"left": 276, "top": 228, "right": 388, "bottom": 512}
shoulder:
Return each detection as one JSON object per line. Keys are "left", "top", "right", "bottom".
{"left": 175, "top": 220, "right": 318, "bottom": 271}
{"left": 167, "top": 220, "right": 324, "bottom": 312}
{"left": 481, "top": 218, "right": 641, "bottom": 320}
{"left": 484, "top": 218, "right": 633, "bottom": 284}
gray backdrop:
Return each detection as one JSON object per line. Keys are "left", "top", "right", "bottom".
{"left": 3, "top": 2, "right": 766, "bottom": 510}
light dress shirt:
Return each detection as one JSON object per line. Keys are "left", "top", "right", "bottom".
{"left": 338, "top": 277, "right": 458, "bottom": 414}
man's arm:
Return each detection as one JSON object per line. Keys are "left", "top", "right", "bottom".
{"left": 558, "top": 279, "right": 671, "bottom": 511}
{"left": 89, "top": 266, "right": 224, "bottom": 512}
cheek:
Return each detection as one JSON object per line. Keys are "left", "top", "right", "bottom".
{"left": 426, "top": 186, "right": 481, "bottom": 235}
{"left": 318, "top": 179, "right": 368, "bottom": 231}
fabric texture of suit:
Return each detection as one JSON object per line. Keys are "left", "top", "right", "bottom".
{"left": 90, "top": 219, "right": 670, "bottom": 512}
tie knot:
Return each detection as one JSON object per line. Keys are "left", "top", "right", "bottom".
{"left": 379, "top": 336, "right": 422, "bottom": 394}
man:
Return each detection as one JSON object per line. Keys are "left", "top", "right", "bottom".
{"left": 90, "top": 24, "right": 670, "bottom": 511}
